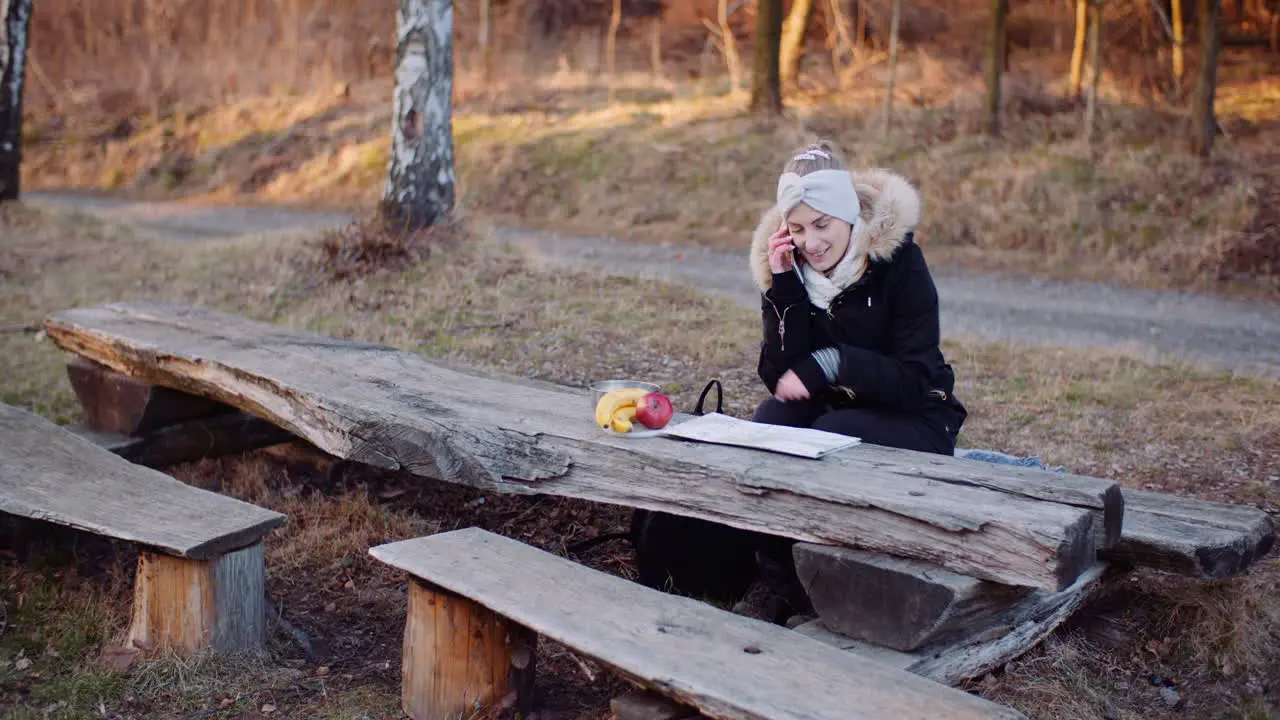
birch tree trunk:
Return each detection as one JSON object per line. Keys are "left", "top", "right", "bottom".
{"left": 780, "top": 0, "right": 815, "bottom": 87}
{"left": 987, "top": 0, "right": 1010, "bottom": 135}
{"left": 0, "top": 0, "right": 33, "bottom": 202}
{"left": 883, "top": 0, "right": 902, "bottom": 138}
{"left": 382, "top": 0, "right": 456, "bottom": 230}
{"left": 1190, "top": 0, "right": 1221, "bottom": 157}
{"left": 751, "top": 0, "right": 784, "bottom": 114}
{"left": 1069, "top": 0, "right": 1087, "bottom": 96}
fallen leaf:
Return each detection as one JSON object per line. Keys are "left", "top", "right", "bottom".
{"left": 261, "top": 703, "right": 276, "bottom": 714}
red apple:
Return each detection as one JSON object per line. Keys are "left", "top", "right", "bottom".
{"left": 635, "top": 391, "right": 674, "bottom": 429}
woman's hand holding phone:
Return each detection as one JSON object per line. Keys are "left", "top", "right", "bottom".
{"left": 767, "top": 222, "right": 799, "bottom": 274}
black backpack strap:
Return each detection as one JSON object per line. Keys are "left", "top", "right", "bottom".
{"left": 694, "top": 379, "right": 723, "bottom": 416}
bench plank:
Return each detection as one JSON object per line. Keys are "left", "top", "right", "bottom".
{"left": 0, "top": 403, "right": 284, "bottom": 559}
{"left": 1110, "top": 489, "right": 1275, "bottom": 578}
{"left": 45, "top": 301, "right": 1121, "bottom": 590}
{"left": 371, "top": 528, "right": 1026, "bottom": 720}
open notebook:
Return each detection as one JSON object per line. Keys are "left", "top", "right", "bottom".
{"left": 661, "top": 412, "right": 861, "bottom": 459}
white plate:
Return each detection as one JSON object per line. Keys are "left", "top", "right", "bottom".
{"left": 601, "top": 412, "right": 695, "bottom": 439}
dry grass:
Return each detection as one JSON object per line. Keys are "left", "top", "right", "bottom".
{"left": 1, "top": 206, "right": 1277, "bottom": 718}
{"left": 24, "top": 61, "right": 1280, "bottom": 297}
{"left": 25, "top": 1, "right": 1280, "bottom": 297}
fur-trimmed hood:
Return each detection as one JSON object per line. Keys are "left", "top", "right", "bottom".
{"left": 749, "top": 169, "right": 922, "bottom": 292}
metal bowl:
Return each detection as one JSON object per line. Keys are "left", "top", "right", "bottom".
{"left": 589, "top": 379, "right": 660, "bottom": 408}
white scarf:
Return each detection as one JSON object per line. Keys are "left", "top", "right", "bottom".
{"left": 800, "top": 224, "right": 867, "bottom": 310}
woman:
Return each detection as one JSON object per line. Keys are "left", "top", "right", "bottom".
{"left": 750, "top": 142, "right": 965, "bottom": 452}
{"left": 633, "top": 143, "right": 966, "bottom": 624}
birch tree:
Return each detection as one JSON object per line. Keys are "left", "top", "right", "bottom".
{"left": 383, "top": 0, "right": 455, "bottom": 230}
{"left": 0, "top": 0, "right": 33, "bottom": 202}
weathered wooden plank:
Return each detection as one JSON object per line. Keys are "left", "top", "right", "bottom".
{"left": 371, "top": 528, "right": 1027, "bottom": 720}
{"left": 0, "top": 402, "right": 285, "bottom": 559}
{"left": 66, "top": 356, "right": 233, "bottom": 435}
{"left": 794, "top": 564, "right": 1109, "bottom": 687}
{"left": 66, "top": 412, "right": 296, "bottom": 468}
{"left": 869, "top": 445, "right": 1123, "bottom": 549}
{"left": 1109, "top": 489, "right": 1275, "bottom": 578}
{"left": 793, "top": 544, "right": 1034, "bottom": 651}
{"left": 44, "top": 301, "right": 1114, "bottom": 589}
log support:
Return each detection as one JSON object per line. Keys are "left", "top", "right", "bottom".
{"left": 402, "top": 578, "right": 536, "bottom": 720}
{"left": 128, "top": 542, "right": 267, "bottom": 654}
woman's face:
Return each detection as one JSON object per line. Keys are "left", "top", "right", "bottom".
{"left": 786, "top": 203, "right": 853, "bottom": 273}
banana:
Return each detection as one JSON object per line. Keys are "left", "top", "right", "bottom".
{"left": 594, "top": 388, "right": 649, "bottom": 429}
{"left": 611, "top": 405, "right": 638, "bottom": 433}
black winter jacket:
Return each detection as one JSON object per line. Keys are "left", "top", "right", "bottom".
{"left": 749, "top": 169, "right": 967, "bottom": 426}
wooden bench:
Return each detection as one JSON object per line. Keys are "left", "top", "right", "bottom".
{"left": 370, "top": 527, "right": 1028, "bottom": 720}
{"left": 42, "top": 301, "right": 1276, "bottom": 685}
{"left": 0, "top": 402, "right": 285, "bottom": 654}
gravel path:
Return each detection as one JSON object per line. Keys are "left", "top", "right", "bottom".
{"left": 27, "top": 192, "right": 1280, "bottom": 380}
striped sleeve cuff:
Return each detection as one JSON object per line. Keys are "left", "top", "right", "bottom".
{"left": 811, "top": 347, "right": 840, "bottom": 384}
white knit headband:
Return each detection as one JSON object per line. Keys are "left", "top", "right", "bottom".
{"left": 776, "top": 169, "right": 862, "bottom": 228}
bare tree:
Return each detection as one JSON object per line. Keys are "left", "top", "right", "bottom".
{"left": 1190, "top": 0, "right": 1222, "bottom": 156}
{"left": 1069, "top": 0, "right": 1087, "bottom": 96}
{"left": 752, "top": 0, "right": 784, "bottom": 114}
{"left": 0, "top": 0, "right": 33, "bottom": 202}
{"left": 1172, "top": 0, "right": 1185, "bottom": 97}
{"left": 987, "top": 0, "right": 1010, "bottom": 135}
{"left": 780, "top": 0, "right": 815, "bottom": 87}
{"left": 479, "top": 0, "right": 493, "bottom": 84}
{"left": 704, "top": 0, "right": 745, "bottom": 92}
{"left": 1083, "top": 0, "right": 1103, "bottom": 144}
{"left": 650, "top": 14, "right": 664, "bottom": 81}
{"left": 607, "top": 0, "right": 622, "bottom": 102}
{"left": 883, "top": 0, "right": 902, "bottom": 138}
{"left": 382, "top": 0, "right": 455, "bottom": 230}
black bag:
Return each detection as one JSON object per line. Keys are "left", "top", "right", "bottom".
{"left": 629, "top": 379, "right": 729, "bottom": 593}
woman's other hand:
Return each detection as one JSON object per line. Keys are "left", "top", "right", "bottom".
{"left": 767, "top": 224, "right": 797, "bottom": 274}
{"left": 774, "top": 370, "right": 810, "bottom": 402}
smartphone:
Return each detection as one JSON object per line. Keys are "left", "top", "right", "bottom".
{"left": 790, "top": 239, "right": 805, "bottom": 283}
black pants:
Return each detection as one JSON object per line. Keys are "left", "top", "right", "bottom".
{"left": 631, "top": 397, "right": 958, "bottom": 621}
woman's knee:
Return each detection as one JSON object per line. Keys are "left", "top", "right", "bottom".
{"left": 813, "top": 409, "right": 947, "bottom": 453}
{"left": 753, "top": 396, "right": 822, "bottom": 428}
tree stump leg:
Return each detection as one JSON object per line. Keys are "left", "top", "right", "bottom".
{"left": 66, "top": 357, "right": 231, "bottom": 435}
{"left": 402, "top": 578, "right": 536, "bottom": 720}
{"left": 128, "top": 542, "right": 267, "bottom": 654}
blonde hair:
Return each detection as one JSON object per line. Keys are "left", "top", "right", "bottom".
{"left": 782, "top": 141, "right": 847, "bottom": 177}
